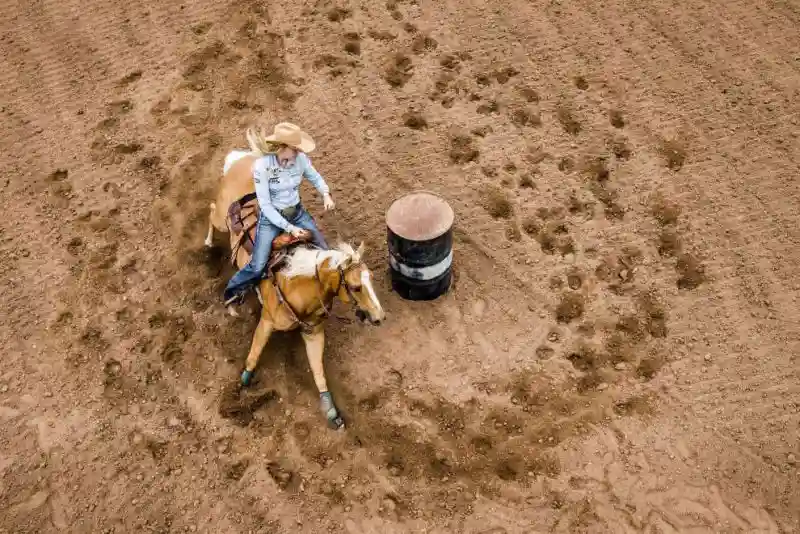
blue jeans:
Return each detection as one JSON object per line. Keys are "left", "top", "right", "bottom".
{"left": 223, "top": 204, "right": 328, "bottom": 302}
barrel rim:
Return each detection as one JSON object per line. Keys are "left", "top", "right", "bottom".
{"left": 385, "top": 190, "right": 455, "bottom": 242}
{"left": 387, "top": 224, "right": 454, "bottom": 244}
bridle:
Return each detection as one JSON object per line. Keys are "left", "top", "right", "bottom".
{"left": 273, "top": 253, "right": 366, "bottom": 334}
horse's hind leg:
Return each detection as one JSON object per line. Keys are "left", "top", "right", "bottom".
{"left": 240, "top": 316, "right": 274, "bottom": 386}
{"left": 205, "top": 202, "right": 216, "bottom": 247}
{"left": 301, "top": 326, "right": 345, "bottom": 431}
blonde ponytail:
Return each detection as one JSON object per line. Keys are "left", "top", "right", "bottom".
{"left": 245, "top": 126, "right": 280, "bottom": 156}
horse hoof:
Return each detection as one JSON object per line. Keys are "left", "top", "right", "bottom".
{"left": 327, "top": 414, "right": 346, "bottom": 431}
{"left": 241, "top": 369, "right": 253, "bottom": 387}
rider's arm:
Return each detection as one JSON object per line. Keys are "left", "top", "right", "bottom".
{"left": 252, "top": 157, "right": 294, "bottom": 232}
{"left": 298, "top": 153, "right": 330, "bottom": 197}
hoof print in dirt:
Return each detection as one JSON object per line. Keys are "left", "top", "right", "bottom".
{"left": 657, "top": 229, "right": 682, "bottom": 257}
{"left": 327, "top": 7, "right": 351, "bottom": 22}
{"left": 267, "top": 461, "right": 295, "bottom": 490}
{"left": 658, "top": 137, "right": 688, "bottom": 171}
{"left": 411, "top": 34, "right": 438, "bottom": 55}
{"left": 506, "top": 222, "right": 522, "bottom": 242}
{"left": 118, "top": 70, "right": 142, "bottom": 86}
{"left": 609, "top": 109, "right": 625, "bottom": 128}
{"left": 314, "top": 54, "right": 358, "bottom": 78}
{"left": 608, "top": 137, "right": 633, "bottom": 161}
{"left": 493, "top": 66, "right": 519, "bottom": 84}
{"left": 574, "top": 75, "right": 589, "bottom": 90}
{"left": 477, "top": 100, "right": 500, "bottom": 115}
{"left": 218, "top": 383, "right": 279, "bottom": 427}
{"left": 676, "top": 252, "right": 706, "bottom": 290}
{"left": 518, "top": 173, "right": 536, "bottom": 189}
{"left": 556, "top": 292, "right": 585, "bottom": 323}
{"left": 343, "top": 32, "right": 361, "bottom": 56}
{"left": 558, "top": 156, "right": 575, "bottom": 173}
{"left": 384, "top": 53, "right": 413, "bottom": 88}
{"left": 483, "top": 188, "right": 513, "bottom": 219}
{"left": 556, "top": 104, "right": 581, "bottom": 135}
{"left": 402, "top": 110, "right": 428, "bottom": 130}
{"left": 448, "top": 133, "right": 479, "bottom": 164}
{"left": 523, "top": 213, "right": 574, "bottom": 256}
{"left": 517, "top": 85, "right": 540, "bottom": 103}
{"left": 649, "top": 192, "right": 682, "bottom": 226}
{"left": 368, "top": 29, "right": 397, "bottom": 41}
{"left": 510, "top": 107, "right": 542, "bottom": 128}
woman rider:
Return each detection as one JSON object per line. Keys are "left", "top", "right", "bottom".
{"left": 223, "top": 122, "right": 336, "bottom": 308}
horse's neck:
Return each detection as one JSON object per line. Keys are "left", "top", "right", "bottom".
{"left": 276, "top": 264, "right": 341, "bottom": 316}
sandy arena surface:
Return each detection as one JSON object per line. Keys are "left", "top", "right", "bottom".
{"left": 1, "top": 0, "right": 799, "bottom": 532}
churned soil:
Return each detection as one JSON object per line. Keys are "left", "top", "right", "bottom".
{"left": 1, "top": 0, "right": 799, "bottom": 532}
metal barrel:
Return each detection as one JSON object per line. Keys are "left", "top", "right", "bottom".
{"left": 386, "top": 191, "right": 455, "bottom": 301}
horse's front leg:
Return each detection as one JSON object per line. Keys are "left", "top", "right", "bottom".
{"left": 301, "top": 326, "right": 345, "bottom": 431}
{"left": 240, "top": 316, "right": 274, "bottom": 386}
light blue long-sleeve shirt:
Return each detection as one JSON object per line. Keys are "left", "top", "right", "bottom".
{"left": 252, "top": 153, "right": 330, "bottom": 231}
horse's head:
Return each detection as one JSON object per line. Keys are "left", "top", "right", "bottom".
{"left": 335, "top": 242, "right": 385, "bottom": 326}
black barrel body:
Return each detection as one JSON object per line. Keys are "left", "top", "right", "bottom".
{"left": 386, "top": 192, "right": 454, "bottom": 301}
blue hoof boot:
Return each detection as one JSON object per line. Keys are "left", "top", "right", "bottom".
{"left": 320, "top": 391, "right": 345, "bottom": 431}
{"left": 241, "top": 369, "right": 253, "bottom": 387}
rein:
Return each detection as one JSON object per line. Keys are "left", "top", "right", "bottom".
{"left": 272, "top": 252, "right": 358, "bottom": 334}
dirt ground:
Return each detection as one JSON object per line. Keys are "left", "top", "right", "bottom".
{"left": 2, "top": 0, "right": 799, "bottom": 532}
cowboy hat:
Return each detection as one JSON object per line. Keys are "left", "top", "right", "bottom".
{"left": 264, "top": 122, "right": 316, "bottom": 153}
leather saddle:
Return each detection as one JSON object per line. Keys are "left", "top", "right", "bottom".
{"left": 226, "top": 192, "right": 313, "bottom": 277}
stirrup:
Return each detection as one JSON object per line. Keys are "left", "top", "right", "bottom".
{"left": 224, "top": 292, "right": 244, "bottom": 307}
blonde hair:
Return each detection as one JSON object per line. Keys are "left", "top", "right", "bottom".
{"left": 245, "top": 126, "right": 286, "bottom": 156}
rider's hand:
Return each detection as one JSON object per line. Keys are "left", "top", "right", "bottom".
{"left": 288, "top": 226, "right": 307, "bottom": 239}
{"left": 323, "top": 193, "right": 335, "bottom": 211}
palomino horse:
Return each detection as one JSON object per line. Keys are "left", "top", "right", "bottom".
{"left": 204, "top": 136, "right": 385, "bottom": 430}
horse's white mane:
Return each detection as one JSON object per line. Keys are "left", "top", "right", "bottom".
{"left": 282, "top": 242, "right": 362, "bottom": 279}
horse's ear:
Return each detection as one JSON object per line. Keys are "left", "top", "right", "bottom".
{"left": 356, "top": 241, "right": 366, "bottom": 259}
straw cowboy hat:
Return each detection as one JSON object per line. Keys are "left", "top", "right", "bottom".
{"left": 264, "top": 122, "right": 316, "bottom": 153}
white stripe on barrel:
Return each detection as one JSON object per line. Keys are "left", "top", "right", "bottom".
{"left": 388, "top": 249, "right": 453, "bottom": 281}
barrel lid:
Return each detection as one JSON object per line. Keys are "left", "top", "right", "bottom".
{"left": 386, "top": 191, "right": 454, "bottom": 241}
